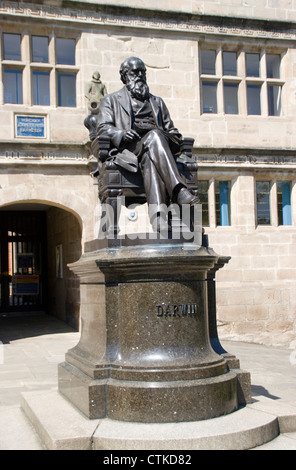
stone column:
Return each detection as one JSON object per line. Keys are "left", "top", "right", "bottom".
{"left": 59, "top": 243, "right": 239, "bottom": 423}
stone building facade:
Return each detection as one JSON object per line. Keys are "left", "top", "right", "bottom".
{"left": 0, "top": 0, "right": 295, "bottom": 348}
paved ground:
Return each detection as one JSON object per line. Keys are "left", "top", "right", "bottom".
{"left": 0, "top": 312, "right": 295, "bottom": 450}
{"left": 0, "top": 313, "right": 78, "bottom": 450}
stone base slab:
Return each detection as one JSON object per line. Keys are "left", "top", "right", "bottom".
{"left": 21, "top": 390, "right": 296, "bottom": 451}
{"left": 58, "top": 360, "right": 238, "bottom": 422}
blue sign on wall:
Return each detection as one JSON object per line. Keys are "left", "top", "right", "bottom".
{"left": 16, "top": 116, "right": 45, "bottom": 138}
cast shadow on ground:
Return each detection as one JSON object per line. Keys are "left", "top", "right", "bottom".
{"left": 0, "top": 313, "right": 76, "bottom": 344}
{"left": 251, "top": 384, "right": 280, "bottom": 400}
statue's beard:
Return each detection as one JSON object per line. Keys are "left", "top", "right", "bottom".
{"left": 126, "top": 79, "right": 150, "bottom": 101}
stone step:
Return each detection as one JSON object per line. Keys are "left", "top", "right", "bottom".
{"left": 21, "top": 390, "right": 100, "bottom": 451}
{"left": 92, "top": 406, "right": 278, "bottom": 451}
{"left": 21, "top": 389, "right": 290, "bottom": 451}
{"left": 252, "top": 433, "right": 296, "bottom": 450}
{"left": 0, "top": 405, "right": 44, "bottom": 450}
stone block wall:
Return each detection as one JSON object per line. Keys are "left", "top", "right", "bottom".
{"left": 46, "top": 207, "right": 82, "bottom": 329}
{"left": 209, "top": 228, "right": 296, "bottom": 348}
{"left": 1, "top": 3, "right": 296, "bottom": 152}
{"left": 0, "top": 1, "right": 295, "bottom": 346}
{"left": 75, "top": 0, "right": 296, "bottom": 22}
{"left": 202, "top": 168, "right": 296, "bottom": 348}
{"left": 80, "top": 30, "right": 296, "bottom": 151}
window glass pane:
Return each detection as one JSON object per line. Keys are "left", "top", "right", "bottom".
{"left": 56, "top": 38, "right": 75, "bottom": 65}
{"left": 256, "top": 182, "right": 271, "bottom": 225}
{"left": 198, "top": 181, "right": 209, "bottom": 226}
{"left": 201, "top": 50, "right": 216, "bottom": 75}
{"left": 247, "top": 84, "right": 261, "bottom": 115}
{"left": 33, "top": 71, "right": 50, "bottom": 105}
{"left": 277, "top": 181, "right": 292, "bottom": 226}
{"left": 3, "top": 33, "right": 21, "bottom": 61}
{"left": 58, "top": 73, "right": 76, "bottom": 107}
{"left": 223, "top": 52, "right": 237, "bottom": 76}
{"left": 224, "top": 83, "right": 239, "bottom": 114}
{"left": 266, "top": 54, "right": 281, "bottom": 79}
{"left": 215, "top": 181, "right": 231, "bottom": 226}
{"left": 202, "top": 82, "right": 217, "bottom": 114}
{"left": 4, "top": 69, "right": 23, "bottom": 104}
{"left": 32, "top": 36, "right": 49, "bottom": 63}
{"left": 268, "top": 85, "right": 282, "bottom": 116}
{"left": 246, "top": 53, "right": 260, "bottom": 77}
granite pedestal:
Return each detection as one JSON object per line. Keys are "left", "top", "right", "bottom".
{"left": 58, "top": 235, "right": 243, "bottom": 423}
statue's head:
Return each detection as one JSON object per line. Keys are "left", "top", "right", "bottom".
{"left": 92, "top": 71, "right": 101, "bottom": 82}
{"left": 119, "top": 57, "right": 146, "bottom": 83}
{"left": 119, "top": 57, "right": 149, "bottom": 101}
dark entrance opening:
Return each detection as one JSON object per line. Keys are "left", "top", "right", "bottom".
{"left": 0, "top": 210, "right": 47, "bottom": 313}
{"left": 0, "top": 204, "right": 82, "bottom": 330}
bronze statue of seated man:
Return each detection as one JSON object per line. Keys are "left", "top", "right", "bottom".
{"left": 97, "top": 56, "right": 199, "bottom": 232}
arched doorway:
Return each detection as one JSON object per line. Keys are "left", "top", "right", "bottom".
{"left": 0, "top": 202, "right": 82, "bottom": 330}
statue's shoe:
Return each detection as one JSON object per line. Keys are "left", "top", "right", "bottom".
{"left": 176, "top": 187, "right": 200, "bottom": 206}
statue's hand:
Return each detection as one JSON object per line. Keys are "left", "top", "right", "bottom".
{"left": 122, "top": 129, "right": 141, "bottom": 144}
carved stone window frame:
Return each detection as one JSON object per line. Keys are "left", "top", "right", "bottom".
{"left": 199, "top": 44, "right": 286, "bottom": 117}
{"left": 0, "top": 28, "right": 79, "bottom": 108}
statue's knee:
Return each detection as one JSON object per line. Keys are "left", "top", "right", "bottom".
{"left": 145, "top": 129, "right": 164, "bottom": 146}
{"left": 149, "top": 129, "right": 162, "bottom": 137}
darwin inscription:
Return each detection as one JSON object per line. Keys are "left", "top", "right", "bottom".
{"left": 157, "top": 303, "right": 198, "bottom": 317}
